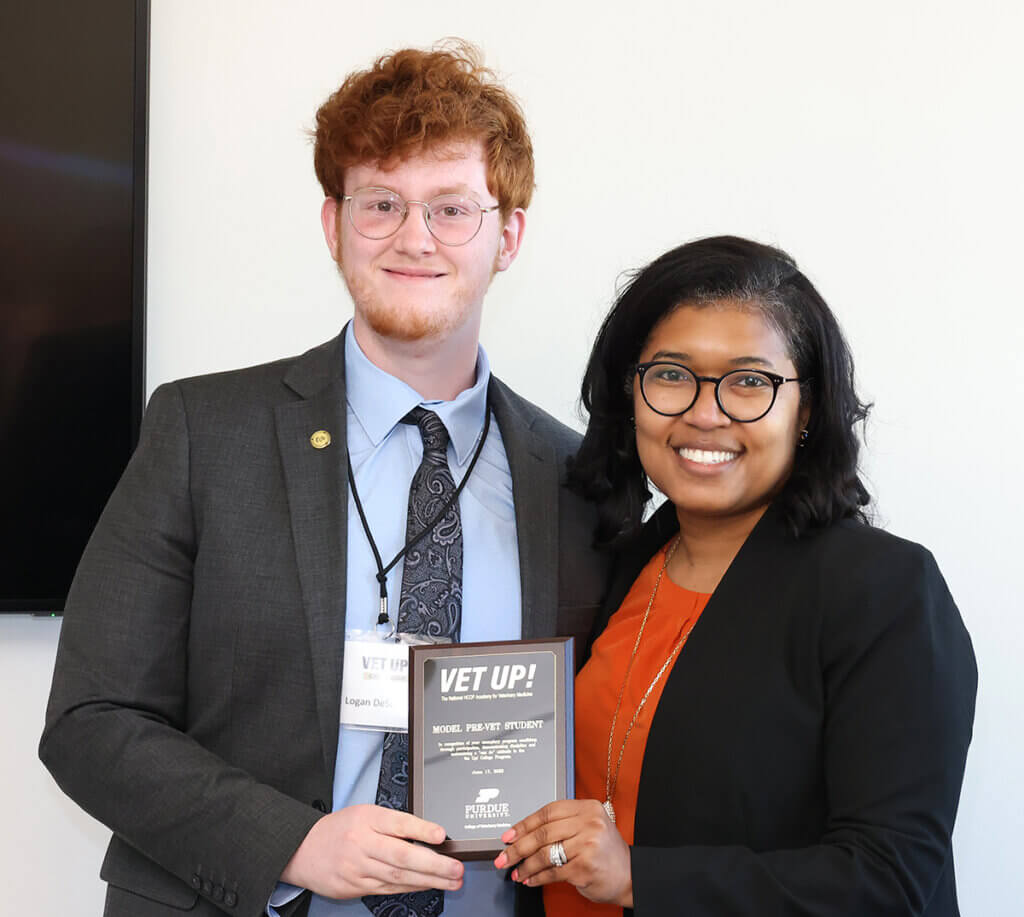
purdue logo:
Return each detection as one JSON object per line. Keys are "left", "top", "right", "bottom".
{"left": 465, "top": 788, "right": 511, "bottom": 820}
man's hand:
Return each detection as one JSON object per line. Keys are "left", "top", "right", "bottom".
{"left": 281, "top": 804, "right": 464, "bottom": 900}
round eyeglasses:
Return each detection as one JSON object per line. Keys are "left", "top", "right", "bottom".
{"left": 635, "top": 361, "right": 804, "bottom": 423}
{"left": 341, "top": 187, "right": 500, "bottom": 247}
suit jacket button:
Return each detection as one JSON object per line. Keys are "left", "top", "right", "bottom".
{"left": 212, "top": 885, "right": 224, "bottom": 901}
{"left": 190, "top": 874, "right": 201, "bottom": 889}
{"left": 224, "top": 890, "right": 238, "bottom": 907}
{"left": 312, "top": 798, "right": 328, "bottom": 812}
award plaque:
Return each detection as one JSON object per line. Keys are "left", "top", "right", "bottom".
{"left": 408, "top": 638, "right": 575, "bottom": 860}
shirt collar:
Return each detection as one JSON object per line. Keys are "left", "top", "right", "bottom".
{"left": 344, "top": 323, "right": 491, "bottom": 466}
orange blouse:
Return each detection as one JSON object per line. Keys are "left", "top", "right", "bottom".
{"left": 543, "top": 541, "right": 710, "bottom": 917}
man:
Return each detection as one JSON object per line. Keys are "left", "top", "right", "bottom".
{"left": 40, "top": 44, "right": 606, "bottom": 917}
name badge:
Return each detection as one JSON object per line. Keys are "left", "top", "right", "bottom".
{"left": 340, "top": 636, "right": 411, "bottom": 732}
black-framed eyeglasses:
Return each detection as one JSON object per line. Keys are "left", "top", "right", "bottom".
{"left": 340, "top": 187, "right": 500, "bottom": 246}
{"left": 635, "top": 361, "right": 804, "bottom": 423}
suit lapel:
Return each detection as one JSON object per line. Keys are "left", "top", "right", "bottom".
{"left": 489, "top": 379, "right": 560, "bottom": 640}
{"left": 275, "top": 335, "right": 349, "bottom": 779}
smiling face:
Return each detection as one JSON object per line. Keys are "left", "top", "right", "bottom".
{"left": 633, "top": 300, "right": 810, "bottom": 532}
{"left": 321, "top": 140, "right": 524, "bottom": 346}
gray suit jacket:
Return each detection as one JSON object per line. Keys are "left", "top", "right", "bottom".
{"left": 40, "top": 334, "right": 607, "bottom": 917}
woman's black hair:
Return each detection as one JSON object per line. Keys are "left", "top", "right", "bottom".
{"left": 568, "top": 235, "right": 871, "bottom": 547}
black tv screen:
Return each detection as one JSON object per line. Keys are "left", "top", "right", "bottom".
{"left": 0, "top": 1, "right": 148, "bottom": 613}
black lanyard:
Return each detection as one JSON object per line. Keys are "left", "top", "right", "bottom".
{"left": 346, "top": 392, "right": 492, "bottom": 629}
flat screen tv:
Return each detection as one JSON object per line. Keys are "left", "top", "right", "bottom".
{"left": 1, "top": 1, "right": 148, "bottom": 613}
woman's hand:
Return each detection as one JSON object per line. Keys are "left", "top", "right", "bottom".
{"left": 493, "top": 799, "right": 632, "bottom": 907}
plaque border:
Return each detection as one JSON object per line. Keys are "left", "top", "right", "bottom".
{"left": 408, "top": 637, "right": 574, "bottom": 860}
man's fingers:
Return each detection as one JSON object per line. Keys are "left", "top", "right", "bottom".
{"left": 363, "top": 826, "right": 464, "bottom": 889}
{"left": 376, "top": 807, "right": 448, "bottom": 846}
{"left": 361, "top": 880, "right": 442, "bottom": 895}
{"left": 358, "top": 806, "right": 464, "bottom": 893}
{"left": 357, "top": 854, "right": 464, "bottom": 894}
{"left": 360, "top": 868, "right": 464, "bottom": 895}
{"left": 282, "top": 804, "right": 465, "bottom": 900}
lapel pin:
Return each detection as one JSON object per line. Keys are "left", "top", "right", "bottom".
{"left": 310, "top": 430, "right": 331, "bottom": 449}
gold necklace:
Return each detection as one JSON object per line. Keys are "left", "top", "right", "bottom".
{"left": 602, "top": 535, "right": 699, "bottom": 825}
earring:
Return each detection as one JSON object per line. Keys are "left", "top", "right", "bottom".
{"left": 798, "top": 428, "right": 809, "bottom": 447}
{"left": 630, "top": 416, "right": 637, "bottom": 430}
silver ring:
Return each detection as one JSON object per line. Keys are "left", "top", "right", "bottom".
{"left": 548, "top": 841, "right": 567, "bottom": 868}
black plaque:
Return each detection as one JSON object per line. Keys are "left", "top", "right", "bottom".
{"left": 408, "top": 638, "right": 575, "bottom": 860}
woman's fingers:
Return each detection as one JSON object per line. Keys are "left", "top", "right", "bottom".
{"left": 493, "top": 800, "right": 632, "bottom": 905}
{"left": 494, "top": 799, "right": 586, "bottom": 868}
{"left": 513, "top": 835, "right": 576, "bottom": 885}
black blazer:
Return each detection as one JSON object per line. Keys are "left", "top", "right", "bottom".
{"left": 578, "top": 502, "right": 976, "bottom": 917}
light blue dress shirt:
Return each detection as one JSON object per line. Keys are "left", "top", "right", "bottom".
{"left": 270, "top": 325, "right": 521, "bottom": 916}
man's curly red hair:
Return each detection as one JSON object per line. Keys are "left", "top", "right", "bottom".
{"left": 313, "top": 41, "right": 534, "bottom": 217}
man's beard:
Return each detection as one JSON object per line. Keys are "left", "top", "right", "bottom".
{"left": 337, "top": 254, "right": 498, "bottom": 343}
{"left": 339, "top": 262, "right": 462, "bottom": 342}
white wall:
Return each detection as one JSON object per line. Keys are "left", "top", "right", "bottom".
{"left": 3, "top": 1, "right": 1020, "bottom": 912}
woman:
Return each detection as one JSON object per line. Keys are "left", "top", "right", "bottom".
{"left": 493, "top": 237, "right": 976, "bottom": 916}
